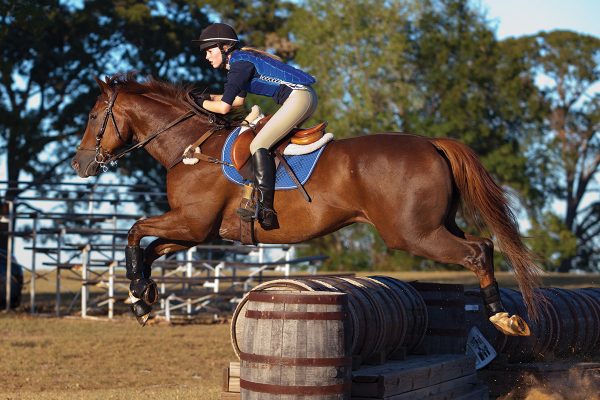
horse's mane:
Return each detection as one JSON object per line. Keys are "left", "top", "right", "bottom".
{"left": 106, "top": 72, "right": 193, "bottom": 106}
{"left": 105, "top": 71, "right": 247, "bottom": 123}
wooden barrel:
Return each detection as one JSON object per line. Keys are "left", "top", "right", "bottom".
{"left": 499, "top": 288, "right": 556, "bottom": 362}
{"left": 231, "top": 277, "right": 428, "bottom": 367}
{"left": 303, "top": 278, "right": 366, "bottom": 357}
{"left": 543, "top": 288, "right": 599, "bottom": 357}
{"left": 409, "top": 282, "right": 467, "bottom": 354}
{"left": 575, "top": 288, "right": 600, "bottom": 354}
{"left": 368, "top": 276, "right": 427, "bottom": 352}
{"left": 360, "top": 277, "right": 407, "bottom": 355}
{"left": 319, "top": 277, "right": 392, "bottom": 359}
{"left": 231, "top": 279, "right": 332, "bottom": 359}
{"left": 570, "top": 289, "right": 600, "bottom": 355}
{"left": 307, "top": 277, "right": 382, "bottom": 362}
{"left": 465, "top": 288, "right": 560, "bottom": 362}
{"left": 240, "top": 291, "right": 352, "bottom": 400}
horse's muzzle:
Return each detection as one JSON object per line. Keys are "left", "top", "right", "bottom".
{"left": 71, "top": 150, "right": 100, "bottom": 178}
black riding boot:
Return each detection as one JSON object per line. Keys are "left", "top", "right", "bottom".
{"left": 253, "top": 148, "right": 278, "bottom": 229}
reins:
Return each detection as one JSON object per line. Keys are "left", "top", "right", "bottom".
{"left": 85, "top": 87, "right": 235, "bottom": 172}
{"left": 107, "top": 109, "right": 197, "bottom": 165}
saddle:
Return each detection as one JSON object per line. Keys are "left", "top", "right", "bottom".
{"left": 231, "top": 115, "right": 328, "bottom": 179}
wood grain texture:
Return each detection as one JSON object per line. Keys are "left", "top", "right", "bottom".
{"left": 240, "top": 291, "right": 352, "bottom": 400}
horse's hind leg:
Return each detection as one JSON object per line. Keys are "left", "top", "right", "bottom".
{"left": 381, "top": 224, "right": 530, "bottom": 336}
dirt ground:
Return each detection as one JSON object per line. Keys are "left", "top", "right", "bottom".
{"left": 0, "top": 315, "right": 234, "bottom": 400}
{"left": 1, "top": 271, "right": 599, "bottom": 399}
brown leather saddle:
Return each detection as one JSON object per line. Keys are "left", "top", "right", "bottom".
{"left": 231, "top": 115, "right": 327, "bottom": 180}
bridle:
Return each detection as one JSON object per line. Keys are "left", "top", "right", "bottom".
{"left": 89, "top": 89, "right": 127, "bottom": 171}
{"left": 80, "top": 87, "right": 230, "bottom": 173}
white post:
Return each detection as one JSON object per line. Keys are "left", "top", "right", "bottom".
{"left": 80, "top": 245, "right": 90, "bottom": 317}
{"left": 214, "top": 261, "right": 223, "bottom": 294}
{"left": 160, "top": 266, "right": 165, "bottom": 312}
{"left": 108, "top": 261, "right": 115, "bottom": 319}
{"left": 55, "top": 228, "right": 65, "bottom": 316}
{"left": 258, "top": 245, "right": 264, "bottom": 264}
{"left": 186, "top": 248, "right": 193, "bottom": 315}
{"left": 165, "top": 295, "right": 171, "bottom": 322}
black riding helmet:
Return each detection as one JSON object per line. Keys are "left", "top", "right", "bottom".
{"left": 193, "top": 23, "right": 239, "bottom": 50}
{"left": 193, "top": 23, "right": 239, "bottom": 68}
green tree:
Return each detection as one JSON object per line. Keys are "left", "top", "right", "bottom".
{"left": 289, "top": 0, "right": 414, "bottom": 136}
{"left": 287, "top": 0, "right": 416, "bottom": 269}
{"left": 1, "top": 1, "right": 109, "bottom": 199}
{"left": 527, "top": 212, "right": 577, "bottom": 270}
{"left": 405, "top": 0, "right": 545, "bottom": 194}
{"left": 290, "top": 0, "right": 545, "bottom": 270}
{"left": 514, "top": 31, "right": 600, "bottom": 271}
{"left": 0, "top": 1, "right": 215, "bottom": 204}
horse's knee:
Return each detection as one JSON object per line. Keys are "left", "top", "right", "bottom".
{"left": 127, "top": 220, "right": 145, "bottom": 244}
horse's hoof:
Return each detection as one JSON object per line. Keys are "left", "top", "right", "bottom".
{"left": 130, "top": 278, "right": 159, "bottom": 306}
{"left": 489, "top": 312, "right": 531, "bottom": 336}
{"left": 136, "top": 312, "right": 150, "bottom": 327}
{"left": 129, "top": 291, "right": 152, "bottom": 327}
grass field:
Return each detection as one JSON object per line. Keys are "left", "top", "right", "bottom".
{"left": 1, "top": 271, "right": 599, "bottom": 399}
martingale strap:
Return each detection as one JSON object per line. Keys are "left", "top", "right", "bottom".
{"left": 182, "top": 126, "right": 232, "bottom": 166}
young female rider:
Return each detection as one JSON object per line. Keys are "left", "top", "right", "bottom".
{"left": 192, "top": 23, "right": 318, "bottom": 230}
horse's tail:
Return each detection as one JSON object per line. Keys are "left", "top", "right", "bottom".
{"left": 430, "top": 137, "right": 543, "bottom": 319}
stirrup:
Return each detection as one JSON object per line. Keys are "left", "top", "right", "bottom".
{"left": 236, "top": 206, "right": 255, "bottom": 222}
{"left": 236, "top": 184, "right": 256, "bottom": 222}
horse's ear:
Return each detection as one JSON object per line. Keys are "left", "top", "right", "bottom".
{"left": 94, "top": 76, "right": 110, "bottom": 93}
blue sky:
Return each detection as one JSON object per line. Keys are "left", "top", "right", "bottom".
{"left": 478, "top": 0, "right": 600, "bottom": 39}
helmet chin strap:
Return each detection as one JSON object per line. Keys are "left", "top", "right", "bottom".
{"left": 219, "top": 43, "right": 237, "bottom": 69}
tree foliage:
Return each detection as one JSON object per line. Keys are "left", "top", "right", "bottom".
{"left": 2, "top": 0, "right": 598, "bottom": 271}
{"left": 1, "top": 1, "right": 106, "bottom": 198}
{"left": 290, "top": 0, "right": 549, "bottom": 270}
{"left": 289, "top": 0, "right": 414, "bottom": 135}
{"left": 0, "top": 0, "right": 216, "bottom": 202}
{"left": 509, "top": 31, "right": 600, "bottom": 271}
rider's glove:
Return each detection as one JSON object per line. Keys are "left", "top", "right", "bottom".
{"left": 192, "top": 92, "right": 212, "bottom": 108}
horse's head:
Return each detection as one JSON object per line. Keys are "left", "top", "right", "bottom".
{"left": 71, "top": 76, "right": 134, "bottom": 177}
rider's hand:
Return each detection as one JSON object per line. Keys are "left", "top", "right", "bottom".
{"left": 192, "top": 92, "right": 212, "bottom": 108}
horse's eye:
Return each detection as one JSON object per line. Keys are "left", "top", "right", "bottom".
{"left": 89, "top": 112, "right": 97, "bottom": 120}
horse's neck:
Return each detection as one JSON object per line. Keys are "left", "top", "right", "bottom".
{"left": 131, "top": 98, "right": 222, "bottom": 169}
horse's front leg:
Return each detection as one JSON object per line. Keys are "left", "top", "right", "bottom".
{"left": 126, "top": 210, "right": 210, "bottom": 325}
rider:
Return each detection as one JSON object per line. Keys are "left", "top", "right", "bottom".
{"left": 192, "top": 23, "right": 317, "bottom": 230}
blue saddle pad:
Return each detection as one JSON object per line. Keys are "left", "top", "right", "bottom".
{"left": 221, "top": 127, "right": 328, "bottom": 190}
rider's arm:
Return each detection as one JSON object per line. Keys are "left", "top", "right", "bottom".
{"left": 203, "top": 95, "right": 245, "bottom": 114}
{"left": 202, "top": 60, "right": 253, "bottom": 114}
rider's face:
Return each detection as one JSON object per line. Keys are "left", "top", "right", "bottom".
{"left": 205, "top": 47, "right": 222, "bottom": 69}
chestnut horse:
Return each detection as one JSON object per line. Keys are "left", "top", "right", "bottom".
{"left": 72, "top": 74, "right": 541, "bottom": 335}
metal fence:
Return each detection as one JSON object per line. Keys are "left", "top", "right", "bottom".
{"left": 1, "top": 180, "right": 326, "bottom": 321}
